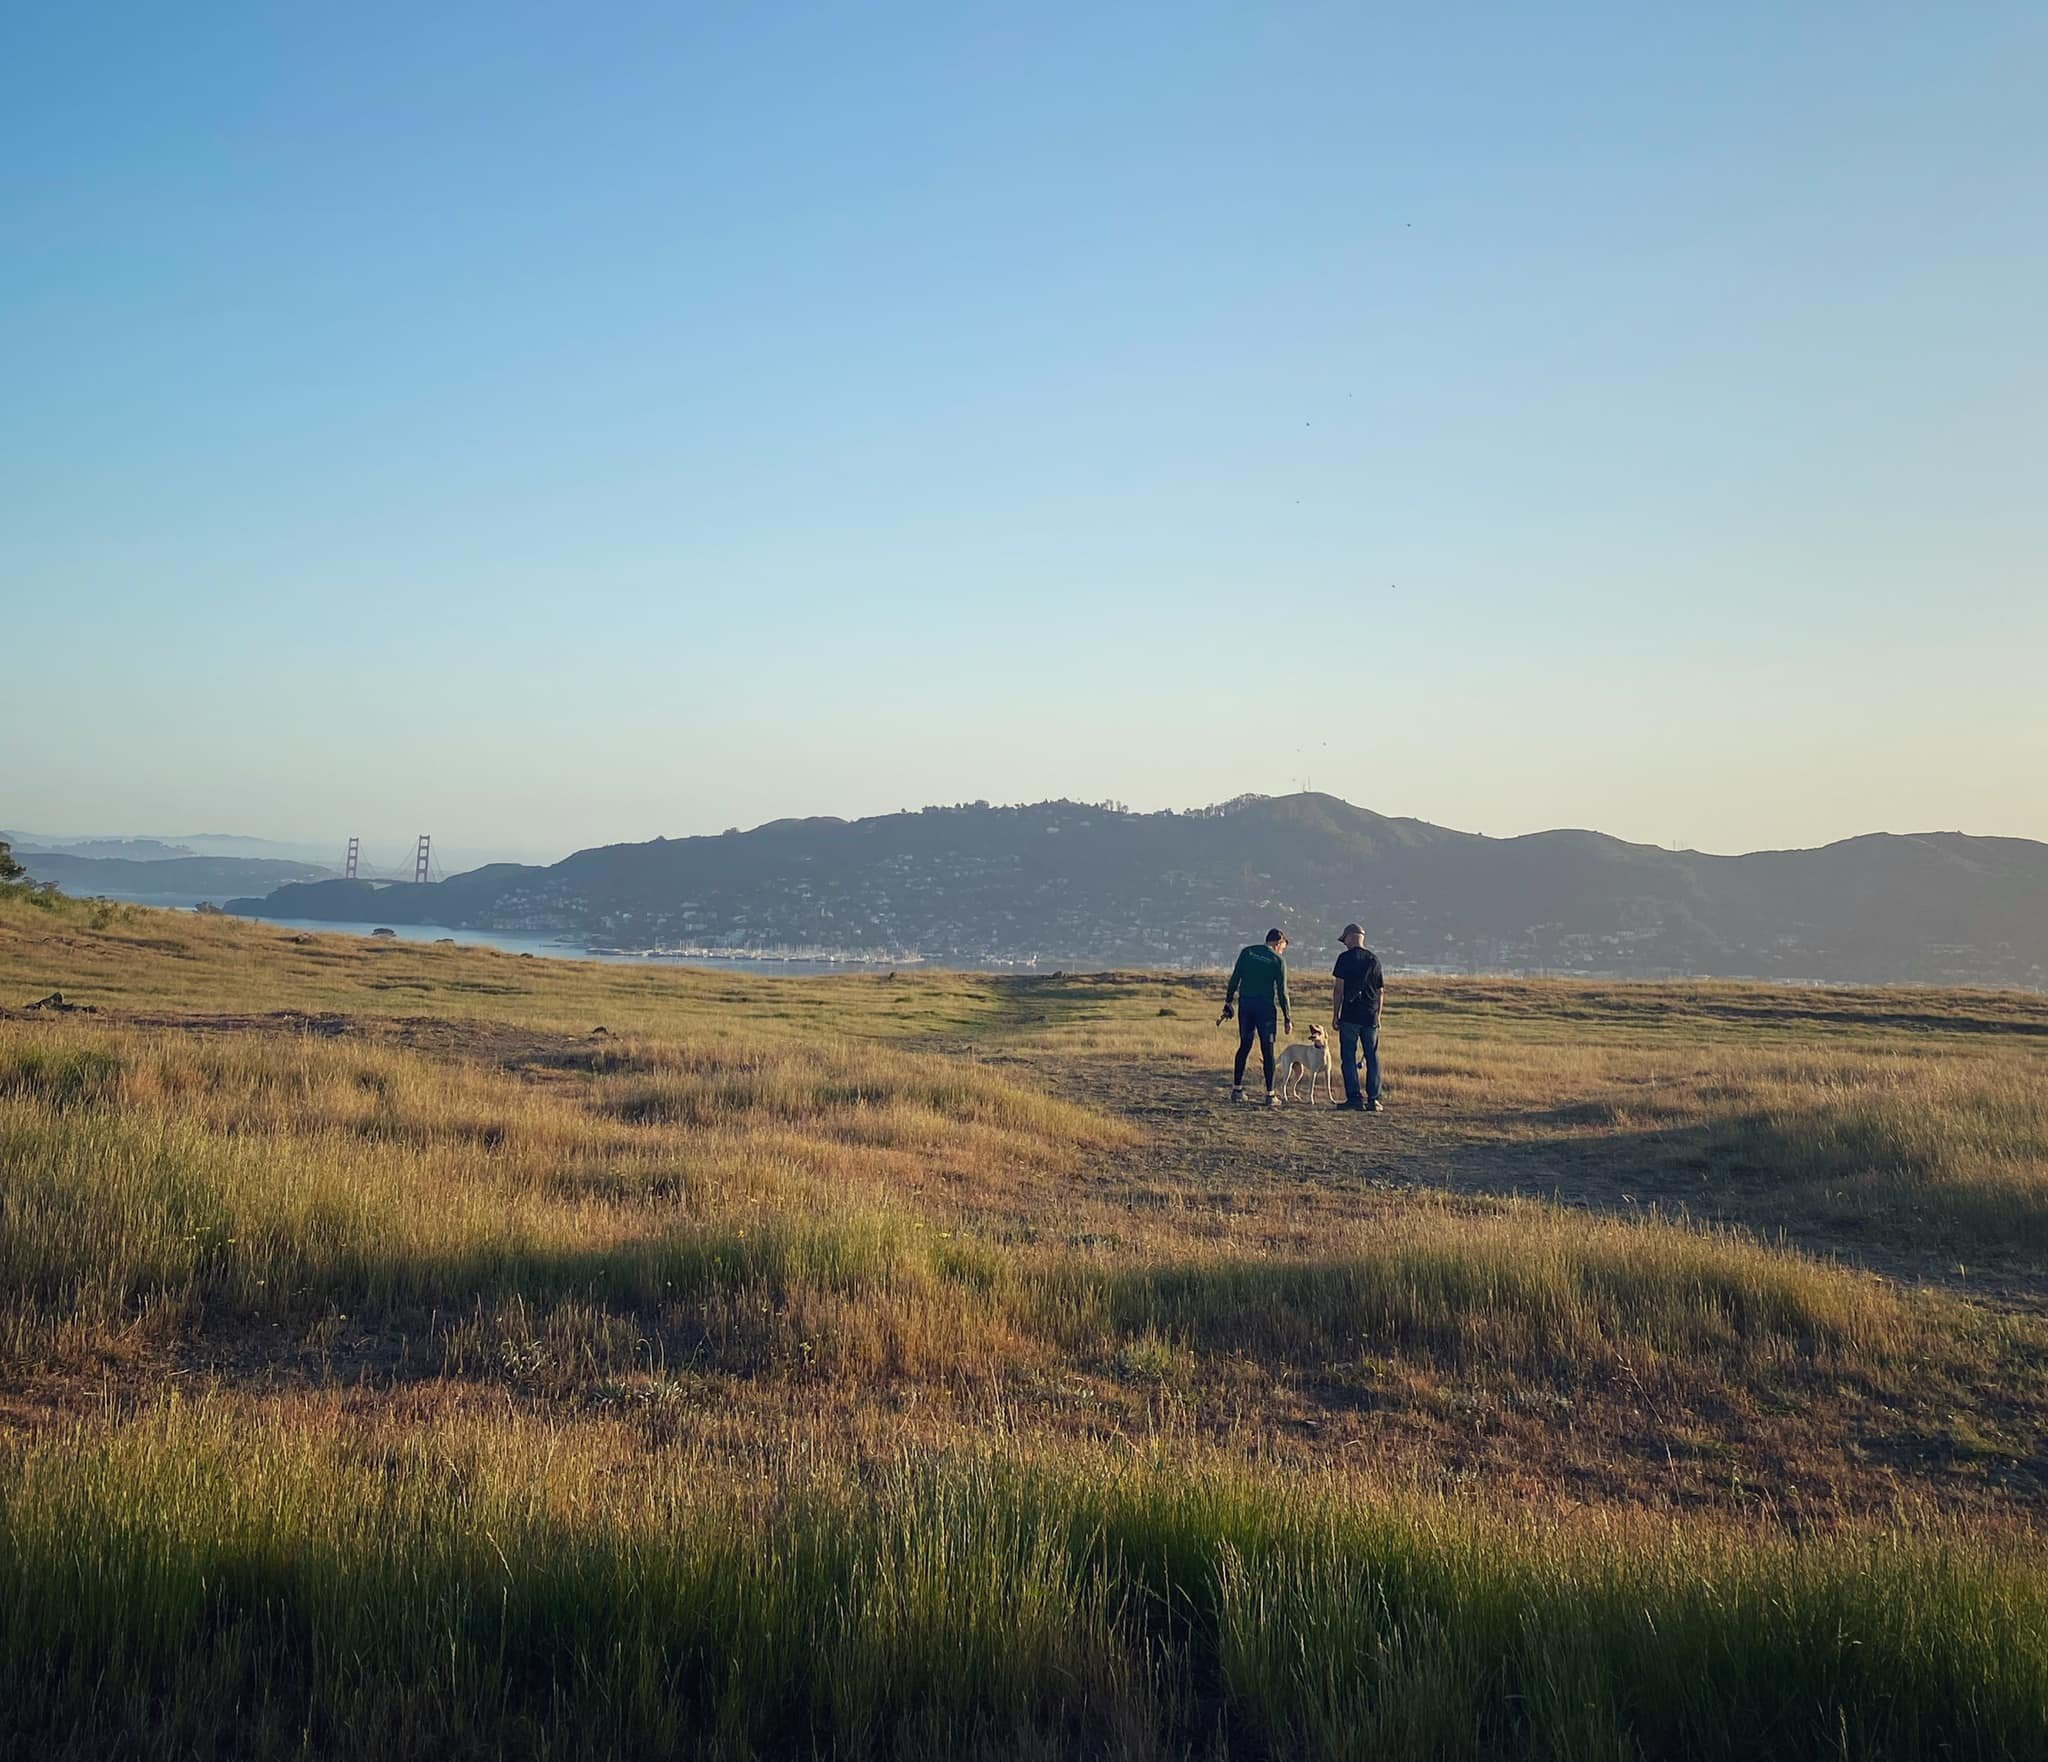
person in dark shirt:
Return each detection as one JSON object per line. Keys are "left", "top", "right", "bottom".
{"left": 1222, "top": 927, "right": 1292, "bottom": 1105}
{"left": 1330, "top": 922, "right": 1385, "bottom": 1111}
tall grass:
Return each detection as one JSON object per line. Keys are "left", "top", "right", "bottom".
{"left": 1718, "top": 1058, "right": 2048, "bottom": 1255}
{"left": 1463, "top": 1046, "right": 2048, "bottom": 1258}
{"left": 1057, "top": 1202, "right": 1922, "bottom": 1375}
{"left": 0, "top": 1020, "right": 1112, "bottom": 1376}
{"left": 7, "top": 1018, "right": 2009, "bottom": 1399}
{"left": 5, "top": 909, "right": 2047, "bottom": 1756}
{"left": 1, "top": 1403, "right": 2040, "bottom": 1761}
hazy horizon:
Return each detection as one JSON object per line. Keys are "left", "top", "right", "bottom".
{"left": 6, "top": 5, "right": 2043, "bottom": 855}
{"left": 8, "top": 781, "right": 2044, "bottom": 876}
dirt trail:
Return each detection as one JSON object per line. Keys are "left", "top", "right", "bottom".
{"left": 1005, "top": 1042, "right": 1639, "bottom": 1218}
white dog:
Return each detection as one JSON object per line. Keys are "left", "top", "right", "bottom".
{"left": 1274, "top": 1023, "right": 1336, "bottom": 1104}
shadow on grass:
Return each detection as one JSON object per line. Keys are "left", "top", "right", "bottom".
{"left": 1436, "top": 1105, "right": 2048, "bottom": 1273}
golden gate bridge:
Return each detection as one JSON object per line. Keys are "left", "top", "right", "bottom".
{"left": 340, "top": 836, "right": 446, "bottom": 885}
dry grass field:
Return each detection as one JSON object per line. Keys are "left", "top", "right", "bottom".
{"left": 2, "top": 888, "right": 2045, "bottom": 1758}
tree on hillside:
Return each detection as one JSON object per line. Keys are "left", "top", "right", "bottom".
{"left": 0, "top": 840, "right": 22, "bottom": 883}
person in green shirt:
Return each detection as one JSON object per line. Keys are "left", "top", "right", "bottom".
{"left": 1222, "top": 927, "right": 1292, "bottom": 1105}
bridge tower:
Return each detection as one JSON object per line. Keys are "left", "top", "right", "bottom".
{"left": 344, "top": 837, "right": 360, "bottom": 881}
{"left": 413, "top": 835, "right": 432, "bottom": 884}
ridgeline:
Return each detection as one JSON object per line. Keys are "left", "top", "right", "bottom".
{"left": 224, "top": 793, "right": 2048, "bottom": 985}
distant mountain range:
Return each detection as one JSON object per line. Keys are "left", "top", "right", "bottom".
{"left": 216, "top": 795, "right": 2048, "bottom": 986}
{"left": 19, "top": 851, "right": 337, "bottom": 906}
{"left": 5, "top": 836, "right": 199, "bottom": 861}
{"left": 3, "top": 829, "right": 342, "bottom": 865}
{"left": 5, "top": 830, "right": 559, "bottom": 875}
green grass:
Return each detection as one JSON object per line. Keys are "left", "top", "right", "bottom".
{"left": 2, "top": 1404, "right": 2042, "bottom": 1762}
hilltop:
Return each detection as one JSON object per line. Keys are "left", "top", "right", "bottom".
{"left": 224, "top": 794, "right": 2048, "bottom": 985}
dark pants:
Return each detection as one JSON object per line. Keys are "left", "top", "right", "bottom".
{"left": 1340, "top": 1018, "right": 1381, "bottom": 1105}
{"left": 1234, "top": 999, "right": 1277, "bottom": 1088}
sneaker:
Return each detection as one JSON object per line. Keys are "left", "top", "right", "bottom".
{"left": 1340, "top": 1099, "right": 1366, "bottom": 1111}
{"left": 1229, "top": 1085, "right": 1245, "bottom": 1104}
{"left": 1266, "top": 1092, "right": 1281, "bottom": 1108}
{"left": 1366, "top": 1098, "right": 1384, "bottom": 1112}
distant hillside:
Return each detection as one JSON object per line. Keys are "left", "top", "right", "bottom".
{"left": 1, "top": 834, "right": 197, "bottom": 860}
{"left": 27, "top": 852, "right": 336, "bottom": 907}
{"left": 225, "top": 795, "right": 2048, "bottom": 985}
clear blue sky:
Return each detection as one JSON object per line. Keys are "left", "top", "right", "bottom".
{"left": 6, "top": 1, "right": 2043, "bottom": 861}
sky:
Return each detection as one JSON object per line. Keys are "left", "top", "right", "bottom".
{"left": 4, "top": 1, "right": 2043, "bottom": 863}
